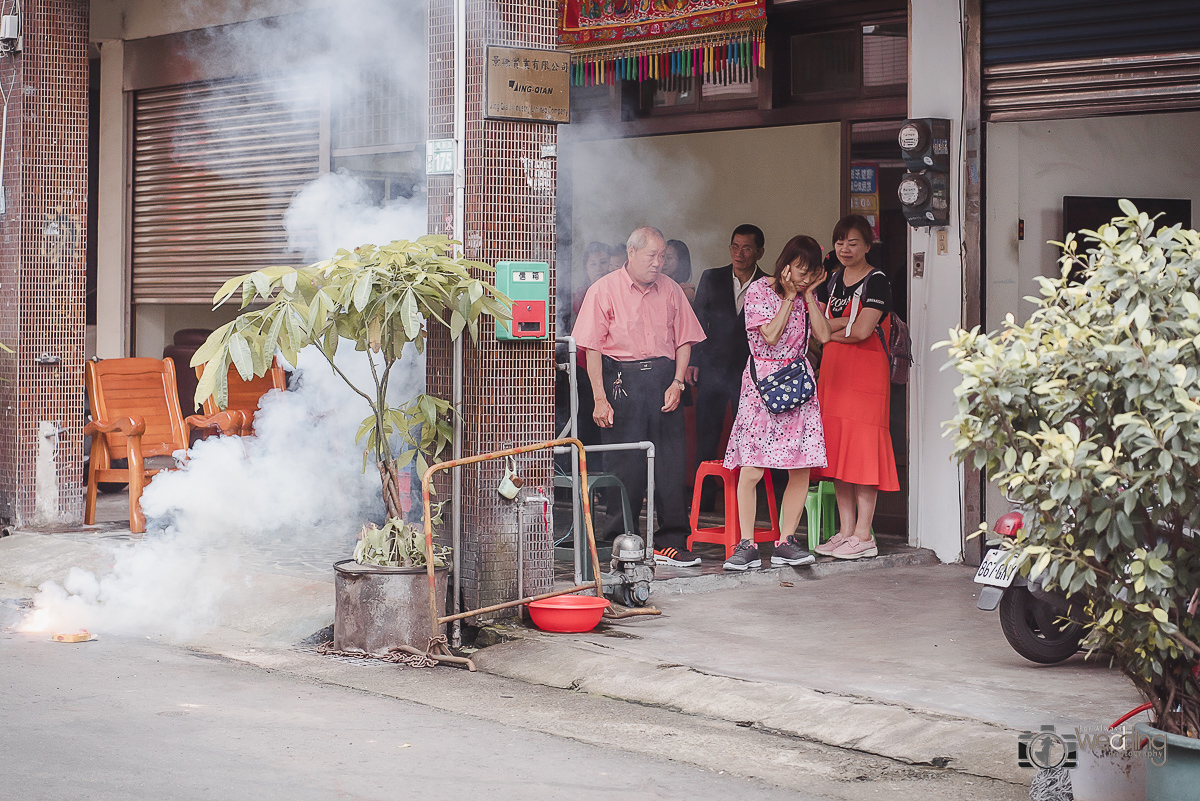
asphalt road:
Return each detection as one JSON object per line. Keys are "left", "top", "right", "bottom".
{"left": 2, "top": 629, "right": 810, "bottom": 801}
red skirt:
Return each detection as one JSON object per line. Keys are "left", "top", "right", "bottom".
{"left": 812, "top": 319, "right": 899, "bottom": 491}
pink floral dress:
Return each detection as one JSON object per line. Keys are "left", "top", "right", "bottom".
{"left": 723, "top": 278, "right": 828, "bottom": 470}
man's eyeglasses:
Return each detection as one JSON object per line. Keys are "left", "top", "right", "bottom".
{"left": 729, "top": 245, "right": 758, "bottom": 255}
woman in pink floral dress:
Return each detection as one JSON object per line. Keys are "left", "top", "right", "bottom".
{"left": 722, "top": 235, "right": 832, "bottom": 570}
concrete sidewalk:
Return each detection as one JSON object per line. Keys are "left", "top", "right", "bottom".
{"left": 473, "top": 563, "right": 1143, "bottom": 787}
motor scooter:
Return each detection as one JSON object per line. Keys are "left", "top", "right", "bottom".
{"left": 974, "top": 508, "right": 1087, "bottom": 664}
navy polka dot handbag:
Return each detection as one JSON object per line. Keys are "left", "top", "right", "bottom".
{"left": 748, "top": 354, "right": 816, "bottom": 414}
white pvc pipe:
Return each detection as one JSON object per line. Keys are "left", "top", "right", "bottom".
{"left": 555, "top": 336, "right": 582, "bottom": 582}
{"left": 450, "top": 0, "right": 467, "bottom": 647}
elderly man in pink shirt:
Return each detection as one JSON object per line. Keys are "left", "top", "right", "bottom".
{"left": 572, "top": 226, "right": 707, "bottom": 567}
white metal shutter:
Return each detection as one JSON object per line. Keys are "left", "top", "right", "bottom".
{"left": 132, "top": 77, "right": 321, "bottom": 304}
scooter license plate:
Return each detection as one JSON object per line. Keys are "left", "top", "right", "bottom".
{"left": 973, "top": 548, "right": 1024, "bottom": 588}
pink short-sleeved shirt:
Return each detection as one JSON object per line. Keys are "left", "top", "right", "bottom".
{"left": 572, "top": 267, "right": 706, "bottom": 361}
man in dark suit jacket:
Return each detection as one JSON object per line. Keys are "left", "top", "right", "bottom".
{"left": 692, "top": 224, "right": 767, "bottom": 508}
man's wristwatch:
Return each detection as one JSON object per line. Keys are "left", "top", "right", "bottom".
{"left": 672, "top": 378, "right": 686, "bottom": 389}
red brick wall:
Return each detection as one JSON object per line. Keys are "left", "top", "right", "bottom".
{"left": 0, "top": 0, "right": 89, "bottom": 526}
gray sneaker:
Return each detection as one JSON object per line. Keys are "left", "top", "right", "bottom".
{"left": 771, "top": 535, "right": 816, "bottom": 566}
{"left": 723, "top": 540, "right": 762, "bottom": 571}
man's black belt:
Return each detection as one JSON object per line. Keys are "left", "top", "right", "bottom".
{"left": 602, "top": 356, "right": 673, "bottom": 371}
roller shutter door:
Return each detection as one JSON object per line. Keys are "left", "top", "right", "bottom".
{"left": 982, "top": 0, "right": 1200, "bottom": 121}
{"left": 132, "top": 77, "right": 321, "bottom": 304}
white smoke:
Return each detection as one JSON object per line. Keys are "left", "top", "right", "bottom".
{"left": 285, "top": 171, "right": 429, "bottom": 260}
{"left": 163, "top": 0, "right": 432, "bottom": 261}
{"left": 14, "top": 0, "right": 445, "bottom": 643}
{"left": 21, "top": 344, "right": 424, "bottom": 642}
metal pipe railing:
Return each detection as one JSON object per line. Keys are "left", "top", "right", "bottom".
{"left": 553, "top": 441, "right": 655, "bottom": 584}
{"left": 555, "top": 337, "right": 659, "bottom": 582}
{"left": 422, "top": 438, "right": 604, "bottom": 643}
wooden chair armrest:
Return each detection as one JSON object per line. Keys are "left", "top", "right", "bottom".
{"left": 185, "top": 410, "right": 245, "bottom": 436}
{"left": 84, "top": 417, "right": 146, "bottom": 438}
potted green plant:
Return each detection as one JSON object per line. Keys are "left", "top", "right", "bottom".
{"left": 941, "top": 204, "right": 1200, "bottom": 799}
{"left": 191, "top": 235, "right": 510, "bottom": 656}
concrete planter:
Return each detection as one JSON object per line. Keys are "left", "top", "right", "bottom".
{"left": 333, "top": 560, "right": 448, "bottom": 655}
{"left": 1135, "top": 723, "right": 1200, "bottom": 801}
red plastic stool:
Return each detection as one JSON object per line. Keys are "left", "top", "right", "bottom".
{"left": 688, "top": 461, "right": 781, "bottom": 558}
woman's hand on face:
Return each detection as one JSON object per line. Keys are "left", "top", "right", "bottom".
{"left": 803, "top": 268, "right": 826, "bottom": 302}
{"left": 780, "top": 264, "right": 799, "bottom": 300}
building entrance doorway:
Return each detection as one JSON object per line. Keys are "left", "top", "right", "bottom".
{"left": 555, "top": 0, "right": 912, "bottom": 543}
{"left": 556, "top": 119, "right": 912, "bottom": 539}
{"left": 848, "top": 119, "right": 909, "bottom": 537}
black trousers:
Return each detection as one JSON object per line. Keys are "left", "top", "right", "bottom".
{"left": 600, "top": 356, "right": 689, "bottom": 550}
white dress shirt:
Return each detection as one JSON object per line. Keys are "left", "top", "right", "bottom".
{"left": 733, "top": 270, "right": 755, "bottom": 314}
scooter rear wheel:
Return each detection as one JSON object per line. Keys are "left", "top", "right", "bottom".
{"left": 998, "top": 585, "right": 1084, "bottom": 664}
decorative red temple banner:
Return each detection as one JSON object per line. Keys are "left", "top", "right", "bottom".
{"left": 558, "top": 0, "right": 766, "bottom": 87}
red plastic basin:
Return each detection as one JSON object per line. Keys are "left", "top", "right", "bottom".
{"left": 527, "top": 595, "right": 609, "bottom": 633}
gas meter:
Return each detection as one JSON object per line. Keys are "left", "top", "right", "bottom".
{"left": 495, "top": 260, "right": 549, "bottom": 341}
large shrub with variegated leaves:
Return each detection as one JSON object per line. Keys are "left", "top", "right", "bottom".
{"left": 941, "top": 203, "right": 1200, "bottom": 737}
{"left": 191, "top": 236, "right": 511, "bottom": 564}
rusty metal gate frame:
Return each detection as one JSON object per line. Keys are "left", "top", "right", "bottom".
{"left": 419, "top": 437, "right": 604, "bottom": 670}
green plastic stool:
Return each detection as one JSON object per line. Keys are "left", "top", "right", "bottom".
{"left": 553, "top": 472, "right": 634, "bottom": 539}
{"left": 803, "top": 480, "right": 874, "bottom": 551}
{"left": 804, "top": 481, "right": 838, "bottom": 551}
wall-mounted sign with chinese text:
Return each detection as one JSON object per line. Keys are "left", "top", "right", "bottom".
{"left": 849, "top": 162, "right": 881, "bottom": 240}
{"left": 485, "top": 46, "right": 571, "bottom": 124}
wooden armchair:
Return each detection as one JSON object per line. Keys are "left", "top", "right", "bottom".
{"left": 195, "top": 358, "right": 287, "bottom": 436}
{"left": 85, "top": 358, "right": 243, "bottom": 533}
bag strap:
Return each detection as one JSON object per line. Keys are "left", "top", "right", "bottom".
{"left": 875, "top": 316, "right": 891, "bottom": 361}
{"left": 822, "top": 270, "right": 839, "bottom": 320}
{"left": 748, "top": 293, "right": 809, "bottom": 383}
{"left": 863, "top": 269, "right": 891, "bottom": 360}
{"left": 847, "top": 269, "right": 892, "bottom": 358}
{"left": 843, "top": 282, "right": 866, "bottom": 338}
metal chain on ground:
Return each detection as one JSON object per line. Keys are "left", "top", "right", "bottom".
{"left": 316, "top": 640, "right": 439, "bottom": 668}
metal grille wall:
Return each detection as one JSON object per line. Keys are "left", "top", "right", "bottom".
{"left": 428, "top": 0, "right": 558, "bottom": 621}
{"left": 132, "top": 77, "right": 321, "bottom": 304}
{"left": 982, "top": 0, "right": 1200, "bottom": 120}
{"left": 0, "top": 0, "right": 89, "bottom": 525}
{"left": 334, "top": 66, "right": 423, "bottom": 150}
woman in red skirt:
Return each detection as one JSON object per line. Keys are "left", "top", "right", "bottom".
{"left": 810, "top": 215, "right": 899, "bottom": 559}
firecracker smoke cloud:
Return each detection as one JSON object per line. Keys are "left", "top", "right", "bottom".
{"left": 19, "top": 0, "right": 432, "bottom": 642}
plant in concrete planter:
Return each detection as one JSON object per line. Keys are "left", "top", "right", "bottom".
{"left": 191, "top": 235, "right": 511, "bottom": 566}
{"left": 941, "top": 205, "right": 1200, "bottom": 744}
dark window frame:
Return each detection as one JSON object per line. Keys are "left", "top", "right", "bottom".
{"left": 781, "top": 14, "right": 908, "bottom": 105}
